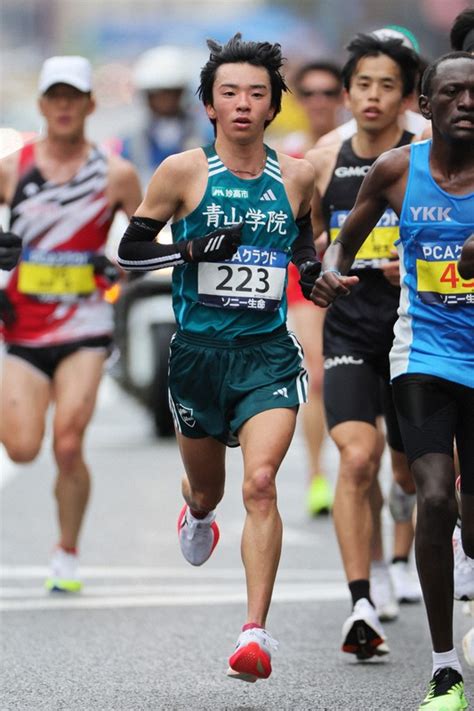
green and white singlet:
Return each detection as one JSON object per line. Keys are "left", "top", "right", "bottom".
{"left": 171, "top": 144, "right": 299, "bottom": 339}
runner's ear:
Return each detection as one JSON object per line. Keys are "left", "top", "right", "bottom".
{"left": 418, "top": 94, "right": 431, "bottom": 120}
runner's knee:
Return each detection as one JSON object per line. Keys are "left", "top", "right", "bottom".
{"left": 243, "top": 465, "right": 277, "bottom": 512}
{"left": 3, "top": 436, "right": 41, "bottom": 464}
{"left": 417, "top": 489, "right": 457, "bottom": 535}
{"left": 53, "top": 432, "right": 83, "bottom": 472}
{"left": 338, "top": 443, "right": 378, "bottom": 490}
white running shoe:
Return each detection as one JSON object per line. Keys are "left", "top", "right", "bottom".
{"left": 341, "top": 598, "right": 390, "bottom": 660}
{"left": 177, "top": 505, "right": 220, "bottom": 566}
{"left": 390, "top": 561, "right": 422, "bottom": 603}
{"left": 227, "top": 627, "right": 279, "bottom": 682}
{"left": 453, "top": 524, "right": 474, "bottom": 601}
{"left": 370, "top": 562, "right": 399, "bottom": 621}
{"left": 463, "top": 627, "right": 474, "bottom": 668}
{"left": 44, "top": 547, "right": 82, "bottom": 593}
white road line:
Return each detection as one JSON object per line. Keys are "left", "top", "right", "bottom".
{"left": 0, "top": 582, "right": 340, "bottom": 598}
{"left": 0, "top": 582, "right": 348, "bottom": 611}
{"left": 0, "top": 565, "right": 345, "bottom": 580}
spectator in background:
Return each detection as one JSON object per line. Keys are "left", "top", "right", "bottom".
{"left": 121, "top": 45, "right": 211, "bottom": 186}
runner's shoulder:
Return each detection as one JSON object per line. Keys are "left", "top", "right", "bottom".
{"left": 153, "top": 148, "right": 207, "bottom": 182}
{"left": 0, "top": 149, "right": 22, "bottom": 204}
{"left": 107, "top": 152, "right": 139, "bottom": 183}
{"left": 277, "top": 151, "right": 315, "bottom": 189}
{"left": 305, "top": 141, "right": 340, "bottom": 172}
{"left": 371, "top": 144, "right": 411, "bottom": 185}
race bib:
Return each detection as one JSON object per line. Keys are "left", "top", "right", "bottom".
{"left": 330, "top": 209, "right": 398, "bottom": 268}
{"left": 416, "top": 255, "right": 474, "bottom": 306}
{"left": 18, "top": 249, "right": 95, "bottom": 300}
{"left": 198, "top": 246, "right": 287, "bottom": 311}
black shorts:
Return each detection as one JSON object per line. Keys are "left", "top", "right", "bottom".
{"left": 392, "top": 374, "right": 474, "bottom": 492}
{"left": 6, "top": 336, "right": 112, "bottom": 380}
{"left": 323, "top": 352, "right": 404, "bottom": 452}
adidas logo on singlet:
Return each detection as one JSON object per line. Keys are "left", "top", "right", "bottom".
{"left": 260, "top": 189, "right": 277, "bottom": 201}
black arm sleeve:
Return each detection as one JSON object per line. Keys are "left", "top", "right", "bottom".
{"left": 117, "top": 216, "right": 187, "bottom": 271}
{"left": 290, "top": 211, "right": 318, "bottom": 269}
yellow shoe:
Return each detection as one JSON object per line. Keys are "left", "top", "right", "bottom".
{"left": 419, "top": 668, "right": 468, "bottom": 709}
{"left": 307, "top": 476, "right": 333, "bottom": 517}
{"left": 44, "top": 547, "right": 82, "bottom": 593}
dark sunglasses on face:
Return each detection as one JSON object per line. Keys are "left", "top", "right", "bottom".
{"left": 299, "top": 88, "right": 341, "bottom": 98}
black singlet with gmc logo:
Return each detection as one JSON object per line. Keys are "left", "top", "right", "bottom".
{"left": 322, "top": 131, "right": 413, "bottom": 357}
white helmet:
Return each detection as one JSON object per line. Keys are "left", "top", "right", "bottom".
{"left": 133, "top": 45, "right": 193, "bottom": 91}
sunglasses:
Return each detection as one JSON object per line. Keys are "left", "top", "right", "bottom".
{"left": 299, "top": 88, "right": 341, "bottom": 98}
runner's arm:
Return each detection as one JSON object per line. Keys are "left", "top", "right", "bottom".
{"left": 458, "top": 235, "right": 474, "bottom": 279}
{"left": 311, "top": 151, "right": 401, "bottom": 307}
{"left": 290, "top": 159, "right": 322, "bottom": 298}
{"left": 110, "top": 158, "right": 142, "bottom": 219}
{"left": 117, "top": 156, "right": 241, "bottom": 271}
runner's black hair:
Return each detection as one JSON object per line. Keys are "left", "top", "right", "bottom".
{"left": 450, "top": 9, "right": 474, "bottom": 51}
{"left": 342, "top": 33, "right": 420, "bottom": 97}
{"left": 421, "top": 51, "right": 474, "bottom": 97}
{"left": 198, "top": 33, "right": 288, "bottom": 128}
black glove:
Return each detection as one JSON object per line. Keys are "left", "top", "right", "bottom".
{"left": 0, "top": 230, "right": 22, "bottom": 271}
{"left": 0, "top": 289, "right": 16, "bottom": 326}
{"left": 298, "top": 260, "right": 322, "bottom": 300}
{"left": 90, "top": 255, "right": 121, "bottom": 287}
{"left": 184, "top": 223, "right": 243, "bottom": 263}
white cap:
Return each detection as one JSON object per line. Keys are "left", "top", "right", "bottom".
{"left": 38, "top": 56, "right": 92, "bottom": 94}
{"left": 133, "top": 46, "right": 192, "bottom": 91}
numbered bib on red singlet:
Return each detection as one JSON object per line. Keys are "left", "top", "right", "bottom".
{"left": 415, "top": 240, "right": 474, "bottom": 306}
{"left": 197, "top": 246, "right": 287, "bottom": 311}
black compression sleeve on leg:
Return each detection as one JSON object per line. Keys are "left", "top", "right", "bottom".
{"left": 291, "top": 211, "right": 318, "bottom": 268}
{"left": 117, "top": 216, "right": 188, "bottom": 271}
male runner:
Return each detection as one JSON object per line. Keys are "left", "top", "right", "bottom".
{"left": 0, "top": 55, "right": 142, "bottom": 592}
{"left": 117, "top": 34, "right": 320, "bottom": 682}
{"left": 284, "top": 61, "right": 344, "bottom": 517}
{"left": 305, "top": 33, "right": 421, "bottom": 655}
{"left": 311, "top": 51, "right": 474, "bottom": 711}
{"left": 316, "top": 26, "right": 429, "bottom": 148}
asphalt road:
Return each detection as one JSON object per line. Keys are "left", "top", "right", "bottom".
{"left": 1, "top": 374, "right": 472, "bottom": 711}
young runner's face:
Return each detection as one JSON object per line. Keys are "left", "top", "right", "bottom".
{"left": 347, "top": 54, "right": 406, "bottom": 133}
{"left": 39, "top": 84, "right": 94, "bottom": 139}
{"left": 207, "top": 62, "right": 275, "bottom": 142}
